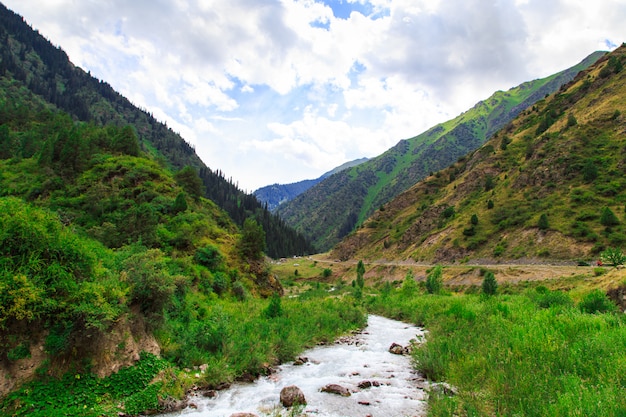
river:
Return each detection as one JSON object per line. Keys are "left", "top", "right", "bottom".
{"left": 161, "top": 315, "right": 428, "bottom": 417}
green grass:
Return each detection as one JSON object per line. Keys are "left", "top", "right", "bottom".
{"left": 366, "top": 287, "right": 626, "bottom": 416}
{"left": 1, "top": 296, "right": 365, "bottom": 416}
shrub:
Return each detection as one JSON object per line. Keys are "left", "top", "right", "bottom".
{"left": 601, "top": 247, "right": 626, "bottom": 266}
{"left": 425, "top": 265, "right": 443, "bottom": 294}
{"left": 322, "top": 268, "right": 332, "bottom": 278}
{"left": 578, "top": 290, "right": 618, "bottom": 314}
{"left": 538, "top": 213, "right": 549, "bottom": 230}
{"left": 481, "top": 271, "right": 498, "bottom": 296}
{"left": 600, "top": 207, "right": 619, "bottom": 227}
{"left": 194, "top": 245, "right": 224, "bottom": 271}
{"left": 264, "top": 293, "right": 283, "bottom": 318}
{"left": 401, "top": 271, "right": 418, "bottom": 297}
{"left": 533, "top": 289, "right": 573, "bottom": 309}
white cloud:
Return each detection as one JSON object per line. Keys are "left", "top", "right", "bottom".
{"left": 4, "top": 0, "right": 626, "bottom": 190}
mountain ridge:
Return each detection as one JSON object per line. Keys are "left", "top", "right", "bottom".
{"left": 277, "top": 51, "right": 605, "bottom": 252}
{"left": 330, "top": 44, "right": 626, "bottom": 263}
{"left": 254, "top": 157, "right": 368, "bottom": 211}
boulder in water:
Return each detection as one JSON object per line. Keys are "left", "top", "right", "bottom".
{"left": 321, "top": 383, "right": 351, "bottom": 397}
{"left": 280, "top": 385, "right": 307, "bottom": 407}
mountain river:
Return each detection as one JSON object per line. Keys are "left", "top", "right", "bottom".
{"left": 160, "top": 315, "right": 428, "bottom": 417}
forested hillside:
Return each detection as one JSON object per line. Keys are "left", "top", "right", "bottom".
{"left": 0, "top": 3, "right": 314, "bottom": 258}
{"left": 278, "top": 52, "right": 604, "bottom": 252}
{"left": 331, "top": 45, "right": 626, "bottom": 263}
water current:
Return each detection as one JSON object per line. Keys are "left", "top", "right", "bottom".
{"left": 162, "top": 315, "right": 428, "bottom": 417}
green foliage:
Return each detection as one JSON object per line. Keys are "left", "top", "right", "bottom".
{"left": 582, "top": 159, "right": 598, "bottom": 182}
{"left": 441, "top": 205, "right": 455, "bottom": 219}
{"left": 264, "top": 293, "right": 283, "bottom": 318}
{"left": 194, "top": 245, "right": 224, "bottom": 271}
{"left": 531, "top": 287, "right": 574, "bottom": 309}
{"left": 401, "top": 271, "right": 418, "bottom": 297}
{"left": 122, "top": 249, "right": 179, "bottom": 317}
{"left": 425, "top": 265, "right": 443, "bottom": 294}
{"left": 470, "top": 214, "right": 479, "bottom": 226}
{"left": 487, "top": 199, "right": 494, "bottom": 209}
{"left": 538, "top": 213, "right": 549, "bottom": 230}
{"left": 171, "top": 192, "right": 188, "bottom": 214}
{"left": 578, "top": 290, "right": 618, "bottom": 314}
{"left": 367, "top": 288, "right": 626, "bottom": 416}
{"left": 601, "top": 247, "right": 626, "bottom": 266}
{"left": 1, "top": 352, "right": 168, "bottom": 417}
{"left": 567, "top": 113, "right": 578, "bottom": 127}
{"left": 481, "top": 271, "right": 498, "bottom": 296}
{"left": 174, "top": 166, "right": 204, "bottom": 199}
{"left": 356, "top": 260, "right": 365, "bottom": 290}
{"left": 600, "top": 206, "right": 620, "bottom": 227}
{"left": 6, "top": 342, "right": 30, "bottom": 361}
{"left": 239, "top": 217, "right": 266, "bottom": 260}
{"left": 322, "top": 268, "right": 332, "bottom": 278}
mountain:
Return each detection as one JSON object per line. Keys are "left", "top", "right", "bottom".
{"left": 331, "top": 44, "right": 626, "bottom": 263}
{"left": 254, "top": 157, "right": 368, "bottom": 211}
{"left": 0, "top": 3, "right": 314, "bottom": 258}
{"left": 276, "top": 51, "right": 605, "bottom": 252}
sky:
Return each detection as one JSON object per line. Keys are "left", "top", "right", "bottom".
{"left": 3, "top": 0, "right": 626, "bottom": 191}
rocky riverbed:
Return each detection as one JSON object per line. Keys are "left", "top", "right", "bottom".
{"left": 160, "top": 315, "right": 429, "bottom": 417}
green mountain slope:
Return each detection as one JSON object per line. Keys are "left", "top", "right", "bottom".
{"left": 254, "top": 157, "right": 368, "bottom": 211}
{"left": 0, "top": 3, "right": 313, "bottom": 258}
{"left": 277, "top": 52, "right": 604, "bottom": 252}
{"left": 331, "top": 45, "right": 626, "bottom": 263}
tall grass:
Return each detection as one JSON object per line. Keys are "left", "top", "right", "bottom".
{"left": 367, "top": 288, "right": 626, "bottom": 416}
{"left": 2, "top": 295, "right": 365, "bottom": 416}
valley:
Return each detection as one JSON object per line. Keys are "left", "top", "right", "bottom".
{"left": 1, "top": 3, "right": 626, "bottom": 417}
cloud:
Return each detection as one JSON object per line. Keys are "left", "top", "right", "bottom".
{"left": 4, "top": 0, "right": 626, "bottom": 190}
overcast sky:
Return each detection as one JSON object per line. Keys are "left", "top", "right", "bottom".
{"left": 4, "top": 0, "right": 625, "bottom": 191}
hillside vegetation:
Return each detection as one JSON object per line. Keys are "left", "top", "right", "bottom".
{"left": 0, "top": 3, "right": 313, "bottom": 258}
{"left": 332, "top": 45, "right": 626, "bottom": 264}
{"left": 278, "top": 52, "right": 604, "bottom": 252}
{"left": 0, "top": 74, "right": 366, "bottom": 415}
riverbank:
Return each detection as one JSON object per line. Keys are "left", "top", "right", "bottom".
{"left": 160, "top": 315, "right": 427, "bottom": 417}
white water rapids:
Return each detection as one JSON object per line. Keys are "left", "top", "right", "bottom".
{"left": 162, "top": 315, "right": 429, "bottom": 417}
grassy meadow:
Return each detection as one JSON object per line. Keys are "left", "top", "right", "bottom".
{"left": 366, "top": 269, "right": 626, "bottom": 417}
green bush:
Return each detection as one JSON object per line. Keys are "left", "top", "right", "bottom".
{"left": 425, "top": 265, "right": 443, "bottom": 294}
{"left": 481, "top": 271, "right": 498, "bottom": 296}
{"left": 264, "top": 293, "right": 283, "bottom": 318}
{"left": 578, "top": 290, "right": 618, "bottom": 314}
{"left": 194, "top": 245, "right": 224, "bottom": 271}
{"left": 533, "top": 289, "right": 574, "bottom": 309}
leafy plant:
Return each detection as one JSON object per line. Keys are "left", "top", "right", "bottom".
{"left": 601, "top": 247, "right": 626, "bottom": 266}
{"left": 578, "top": 290, "right": 618, "bottom": 314}
{"left": 481, "top": 271, "right": 498, "bottom": 296}
{"left": 425, "top": 265, "right": 443, "bottom": 294}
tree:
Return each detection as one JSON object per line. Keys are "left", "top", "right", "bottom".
{"left": 174, "top": 166, "right": 204, "bottom": 199}
{"left": 601, "top": 247, "right": 626, "bottom": 267}
{"left": 425, "top": 265, "right": 443, "bottom": 294}
{"left": 356, "top": 260, "right": 365, "bottom": 290}
{"left": 239, "top": 217, "right": 266, "bottom": 260}
{"left": 171, "top": 192, "right": 188, "bottom": 214}
{"left": 538, "top": 213, "right": 549, "bottom": 230}
{"left": 600, "top": 207, "right": 620, "bottom": 227}
{"left": 470, "top": 214, "right": 479, "bottom": 226}
{"left": 482, "top": 271, "right": 498, "bottom": 296}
